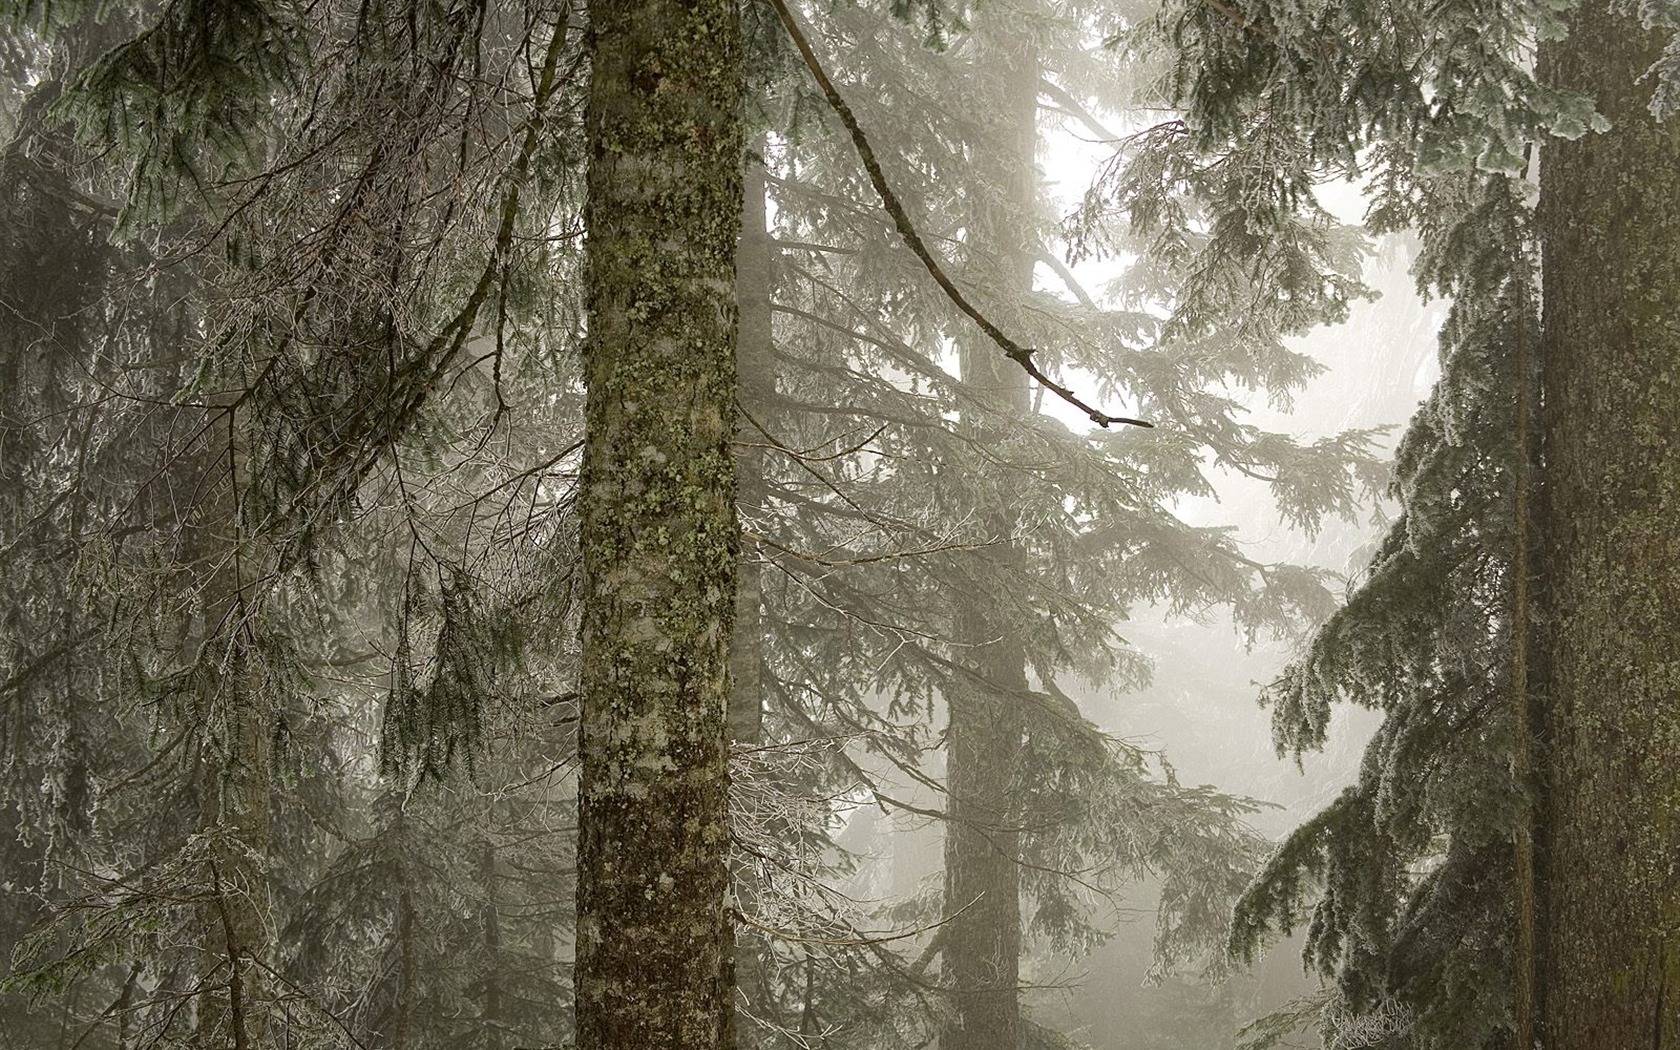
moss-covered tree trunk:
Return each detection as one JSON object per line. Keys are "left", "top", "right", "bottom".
{"left": 574, "top": 0, "right": 744, "bottom": 1042}
{"left": 1538, "top": 3, "right": 1680, "bottom": 1044}
{"left": 941, "top": 17, "right": 1038, "bottom": 1050}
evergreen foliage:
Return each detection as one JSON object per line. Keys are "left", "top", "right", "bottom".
{"left": 1, "top": 2, "right": 587, "bottom": 1046}
{"left": 725, "top": 0, "right": 1390, "bottom": 1043}
{"left": 1135, "top": 0, "right": 1680, "bottom": 1045}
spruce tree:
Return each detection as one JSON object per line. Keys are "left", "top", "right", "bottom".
{"left": 2, "top": 3, "right": 588, "bottom": 1046}
{"left": 938, "top": 6, "right": 1037, "bottom": 1047}
{"left": 725, "top": 0, "right": 1388, "bottom": 1045}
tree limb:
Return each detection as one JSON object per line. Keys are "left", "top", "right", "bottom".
{"left": 762, "top": 0, "right": 1152, "bottom": 429}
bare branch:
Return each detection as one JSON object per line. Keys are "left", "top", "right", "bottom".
{"left": 761, "top": 0, "right": 1152, "bottom": 429}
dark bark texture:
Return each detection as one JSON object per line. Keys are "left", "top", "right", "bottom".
{"left": 574, "top": 0, "right": 744, "bottom": 1043}
{"left": 941, "top": 15, "right": 1038, "bottom": 1050}
{"left": 1538, "top": 3, "right": 1680, "bottom": 1045}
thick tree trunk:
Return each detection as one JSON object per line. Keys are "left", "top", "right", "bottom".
{"left": 574, "top": 0, "right": 743, "bottom": 1043}
{"left": 941, "top": 16, "right": 1038, "bottom": 1050}
{"left": 1538, "top": 4, "right": 1680, "bottom": 1045}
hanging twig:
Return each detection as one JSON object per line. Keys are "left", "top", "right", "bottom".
{"left": 762, "top": 0, "right": 1153, "bottom": 429}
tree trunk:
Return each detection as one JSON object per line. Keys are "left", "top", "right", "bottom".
{"left": 395, "top": 809, "right": 417, "bottom": 1050}
{"left": 941, "top": 16, "right": 1038, "bottom": 1050}
{"left": 730, "top": 142, "right": 775, "bottom": 1044}
{"left": 573, "top": 0, "right": 743, "bottom": 1043}
{"left": 194, "top": 424, "right": 272, "bottom": 1050}
{"left": 481, "top": 827, "right": 505, "bottom": 1050}
{"left": 1538, "top": 4, "right": 1680, "bottom": 1045}
{"left": 732, "top": 143, "right": 773, "bottom": 751}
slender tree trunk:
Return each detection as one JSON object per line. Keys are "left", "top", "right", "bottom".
{"left": 395, "top": 804, "right": 416, "bottom": 1050}
{"left": 1510, "top": 241, "right": 1541, "bottom": 1050}
{"left": 1538, "top": 4, "right": 1680, "bottom": 1045}
{"left": 115, "top": 962, "right": 140, "bottom": 1050}
{"left": 573, "top": 0, "right": 743, "bottom": 1042}
{"left": 732, "top": 142, "right": 773, "bottom": 751}
{"left": 941, "top": 16, "right": 1038, "bottom": 1050}
{"left": 730, "top": 142, "right": 775, "bottom": 1043}
{"left": 481, "top": 827, "right": 505, "bottom": 1050}
{"left": 199, "top": 727, "right": 271, "bottom": 1050}
{"left": 194, "top": 420, "right": 272, "bottom": 1050}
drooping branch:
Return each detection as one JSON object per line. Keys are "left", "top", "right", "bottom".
{"left": 762, "top": 0, "right": 1152, "bottom": 429}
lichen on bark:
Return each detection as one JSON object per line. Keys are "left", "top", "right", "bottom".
{"left": 573, "top": 0, "right": 744, "bottom": 1043}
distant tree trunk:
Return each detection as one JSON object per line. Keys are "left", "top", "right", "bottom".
{"left": 481, "top": 827, "right": 505, "bottom": 1050}
{"left": 1538, "top": 3, "right": 1680, "bottom": 1045}
{"left": 573, "top": 0, "right": 743, "bottom": 1042}
{"left": 732, "top": 142, "right": 773, "bottom": 751}
{"left": 115, "top": 963, "right": 140, "bottom": 1050}
{"left": 730, "top": 141, "right": 775, "bottom": 1043}
{"left": 196, "top": 665, "right": 272, "bottom": 1050}
{"left": 395, "top": 807, "right": 417, "bottom": 1050}
{"left": 194, "top": 424, "right": 273, "bottom": 1050}
{"left": 941, "top": 16, "right": 1038, "bottom": 1050}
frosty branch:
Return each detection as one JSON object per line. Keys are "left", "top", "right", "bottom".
{"left": 762, "top": 0, "right": 1153, "bottom": 428}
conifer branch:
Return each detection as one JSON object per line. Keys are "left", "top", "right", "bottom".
{"left": 1039, "top": 78, "right": 1122, "bottom": 143}
{"left": 1202, "top": 0, "right": 1273, "bottom": 39}
{"left": 762, "top": 0, "right": 1153, "bottom": 429}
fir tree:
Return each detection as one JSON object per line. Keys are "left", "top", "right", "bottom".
{"left": 1, "top": 3, "right": 587, "bottom": 1046}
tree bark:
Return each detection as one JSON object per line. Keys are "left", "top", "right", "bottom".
{"left": 1538, "top": 4, "right": 1680, "bottom": 1045}
{"left": 395, "top": 806, "right": 416, "bottom": 1050}
{"left": 481, "top": 826, "right": 505, "bottom": 1050}
{"left": 574, "top": 0, "right": 743, "bottom": 1043}
{"left": 941, "top": 15, "right": 1038, "bottom": 1050}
